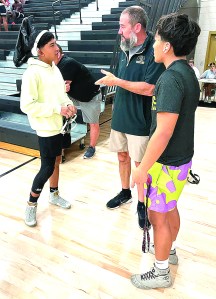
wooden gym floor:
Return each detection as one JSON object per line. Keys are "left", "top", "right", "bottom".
{"left": 0, "top": 104, "right": 215, "bottom": 299}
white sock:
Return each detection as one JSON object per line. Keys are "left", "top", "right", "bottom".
{"left": 155, "top": 258, "right": 169, "bottom": 270}
{"left": 171, "top": 241, "right": 176, "bottom": 251}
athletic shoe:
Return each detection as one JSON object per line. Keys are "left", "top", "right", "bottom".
{"left": 137, "top": 204, "right": 151, "bottom": 230}
{"left": 25, "top": 202, "right": 37, "bottom": 227}
{"left": 106, "top": 190, "right": 132, "bottom": 209}
{"left": 83, "top": 146, "right": 95, "bottom": 159}
{"left": 131, "top": 264, "right": 172, "bottom": 289}
{"left": 207, "top": 97, "right": 212, "bottom": 103}
{"left": 49, "top": 191, "right": 71, "bottom": 209}
{"left": 149, "top": 243, "right": 178, "bottom": 265}
{"left": 61, "top": 154, "right": 66, "bottom": 163}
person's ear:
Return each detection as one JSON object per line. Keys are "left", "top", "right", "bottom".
{"left": 163, "top": 42, "right": 170, "bottom": 53}
{"left": 38, "top": 49, "right": 44, "bottom": 56}
{"left": 134, "top": 22, "right": 142, "bottom": 33}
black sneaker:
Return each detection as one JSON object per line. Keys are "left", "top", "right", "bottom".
{"left": 61, "top": 154, "right": 66, "bottom": 163}
{"left": 106, "top": 191, "right": 132, "bottom": 209}
{"left": 137, "top": 205, "right": 151, "bottom": 230}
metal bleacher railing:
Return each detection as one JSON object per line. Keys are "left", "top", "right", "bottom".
{"left": 78, "top": 0, "right": 83, "bottom": 24}
{"left": 142, "top": 0, "right": 188, "bottom": 31}
{"left": 52, "top": 0, "right": 62, "bottom": 40}
{"left": 101, "top": 34, "right": 121, "bottom": 102}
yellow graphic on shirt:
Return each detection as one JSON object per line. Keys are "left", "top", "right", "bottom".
{"left": 152, "top": 95, "right": 156, "bottom": 110}
{"left": 136, "top": 55, "right": 145, "bottom": 64}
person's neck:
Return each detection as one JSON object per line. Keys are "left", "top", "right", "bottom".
{"left": 39, "top": 57, "right": 52, "bottom": 66}
{"left": 164, "top": 55, "right": 186, "bottom": 69}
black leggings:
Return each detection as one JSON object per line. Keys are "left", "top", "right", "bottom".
{"left": 31, "top": 156, "right": 56, "bottom": 194}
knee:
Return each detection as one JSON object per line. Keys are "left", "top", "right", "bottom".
{"left": 41, "top": 158, "right": 56, "bottom": 179}
{"left": 118, "top": 152, "right": 130, "bottom": 163}
{"left": 34, "top": 164, "right": 54, "bottom": 189}
{"left": 149, "top": 212, "right": 168, "bottom": 229}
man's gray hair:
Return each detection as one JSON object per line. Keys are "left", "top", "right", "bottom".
{"left": 122, "top": 6, "right": 148, "bottom": 29}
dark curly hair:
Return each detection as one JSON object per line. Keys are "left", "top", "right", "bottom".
{"left": 37, "top": 32, "right": 55, "bottom": 49}
{"left": 156, "top": 13, "right": 201, "bottom": 56}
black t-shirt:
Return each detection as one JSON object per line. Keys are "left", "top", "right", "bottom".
{"left": 57, "top": 55, "right": 100, "bottom": 102}
{"left": 150, "top": 60, "right": 200, "bottom": 166}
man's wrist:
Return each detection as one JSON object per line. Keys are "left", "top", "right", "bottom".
{"left": 115, "top": 77, "right": 122, "bottom": 87}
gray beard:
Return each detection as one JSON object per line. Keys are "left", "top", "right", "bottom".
{"left": 120, "top": 32, "right": 138, "bottom": 51}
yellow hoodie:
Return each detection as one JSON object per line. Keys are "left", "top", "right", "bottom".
{"left": 20, "top": 58, "right": 73, "bottom": 137}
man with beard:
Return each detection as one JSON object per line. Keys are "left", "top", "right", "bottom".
{"left": 95, "top": 6, "right": 165, "bottom": 229}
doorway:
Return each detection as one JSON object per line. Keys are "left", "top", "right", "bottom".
{"left": 205, "top": 31, "right": 216, "bottom": 69}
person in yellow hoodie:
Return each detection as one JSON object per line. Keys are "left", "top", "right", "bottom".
{"left": 20, "top": 30, "right": 77, "bottom": 227}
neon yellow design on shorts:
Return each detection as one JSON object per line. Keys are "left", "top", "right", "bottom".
{"left": 144, "top": 161, "right": 191, "bottom": 213}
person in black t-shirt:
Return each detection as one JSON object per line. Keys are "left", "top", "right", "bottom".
{"left": 130, "top": 13, "right": 201, "bottom": 289}
{"left": 54, "top": 45, "right": 102, "bottom": 160}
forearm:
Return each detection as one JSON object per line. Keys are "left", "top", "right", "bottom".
{"left": 200, "top": 71, "right": 207, "bottom": 79}
{"left": 115, "top": 78, "right": 155, "bottom": 96}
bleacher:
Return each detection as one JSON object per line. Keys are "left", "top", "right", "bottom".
{"left": 0, "top": 0, "right": 129, "bottom": 95}
{"left": 0, "top": 0, "right": 189, "bottom": 154}
{"left": 0, "top": 0, "right": 129, "bottom": 154}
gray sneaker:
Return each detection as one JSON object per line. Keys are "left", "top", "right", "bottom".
{"left": 25, "top": 202, "right": 37, "bottom": 227}
{"left": 149, "top": 243, "right": 178, "bottom": 265}
{"left": 131, "top": 264, "right": 172, "bottom": 289}
{"left": 49, "top": 191, "right": 71, "bottom": 209}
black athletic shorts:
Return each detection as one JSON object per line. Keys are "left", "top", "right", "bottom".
{"left": 0, "top": 5, "right": 6, "bottom": 16}
{"left": 38, "top": 134, "right": 63, "bottom": 158}
{"left": 62, "top": 133, "right": 71, "bottom": 149}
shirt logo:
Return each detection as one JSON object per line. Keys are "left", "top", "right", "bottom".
{"left": 136, "top": 55, "right": 145, "bottom": 64}
{"left": 152, "top": 95, "right": 156, "bottom": 111}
